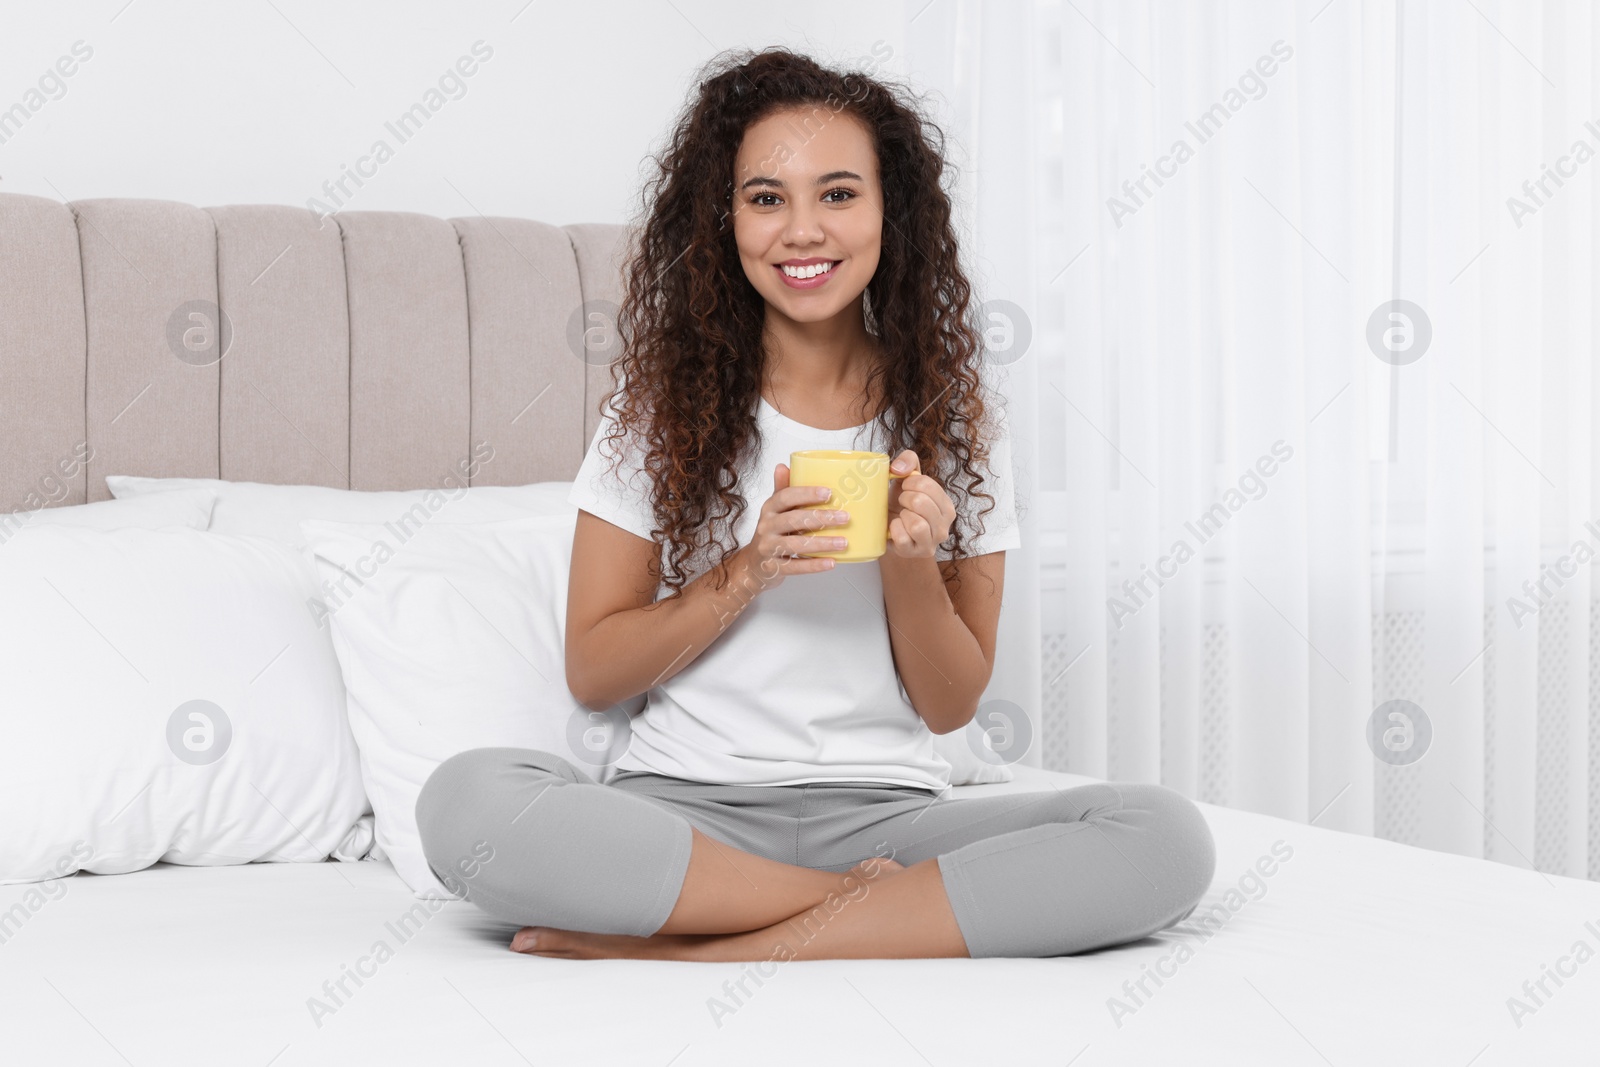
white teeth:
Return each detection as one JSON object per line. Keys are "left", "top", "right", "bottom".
{"left": 781, "top": 261, "right": 835, "bottom": 279}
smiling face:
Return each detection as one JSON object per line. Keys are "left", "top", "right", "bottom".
{"left": 729, "top": 105, "right": 883, "bottom": 325}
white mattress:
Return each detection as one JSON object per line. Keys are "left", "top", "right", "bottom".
{"left": 4, "top": 765, "right": 1596, "bottom": 1064}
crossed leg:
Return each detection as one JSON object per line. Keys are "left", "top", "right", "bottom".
{"left": 512, "top": 831, "right": 960, "bottom": 966}
{"left": 513, "top": 826, "right": 959, "bottom": 961}
{"left": 415, "top": 749, "right": 1215, "bottom": 962}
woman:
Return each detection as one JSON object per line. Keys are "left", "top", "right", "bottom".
{"left": 415, "top": 47, "right": 1215, "bottom": 961}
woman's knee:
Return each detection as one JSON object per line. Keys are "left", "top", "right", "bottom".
{"left": 414, "top": 747, "right": 582, "bottom": 880}
{"left": 414, "top": 748, "right": 694, "bottom": 934}
{"left": 1030, "top": 780, "right": 1215, "bottom": 919}
{"left": 1110, "top": 782, "right": 1217, "bottom": 919}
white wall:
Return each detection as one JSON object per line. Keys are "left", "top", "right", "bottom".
{"left": 0, "top": 0, "right": 907, "bottom": 225}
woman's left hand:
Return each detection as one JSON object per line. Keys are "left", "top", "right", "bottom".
{"left": 885, "top": 450, "right": 955, "bottom": 559}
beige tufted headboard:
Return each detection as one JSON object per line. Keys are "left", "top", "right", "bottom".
{"left": 0, "top": 192, "right": 630, "bottom": 511}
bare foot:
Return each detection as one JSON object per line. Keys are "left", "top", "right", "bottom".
{"left": 510, "top": 925, "right": 714, "bottom": 960}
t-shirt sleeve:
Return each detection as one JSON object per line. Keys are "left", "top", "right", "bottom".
{"left": 936, "top": 406, "right": 1023, "bottom": 562}
{"left": 566, "top": 394, "right": 659, "bottom": 542}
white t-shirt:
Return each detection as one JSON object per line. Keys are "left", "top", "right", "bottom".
{"left": 566, "top": 390, "right": 1022, "bottom": 790}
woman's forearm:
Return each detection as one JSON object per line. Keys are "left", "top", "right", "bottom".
{"left": 569, "top": 545, "right": 775, "bottom": 710}
{"left": 876, "top": 553, "right": 988, "bottom": 734}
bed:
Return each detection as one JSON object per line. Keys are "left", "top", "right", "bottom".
{"left": 4, "top": 765, "right": 1595, "bottom": 1064}
{"left": 2, "top": 192, "right": 1596, "bottom": 1064}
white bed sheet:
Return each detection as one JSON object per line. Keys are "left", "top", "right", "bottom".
{"left": 3, "top": 765, "right": 1596, "bottom": 1065}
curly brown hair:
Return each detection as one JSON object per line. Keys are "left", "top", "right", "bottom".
{"left": 597, "top": 45, "right": 1016, "bottom": 603}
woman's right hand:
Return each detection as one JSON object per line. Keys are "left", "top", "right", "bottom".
{"left": 740, "top": 463, "right": 852, "bottom": 590}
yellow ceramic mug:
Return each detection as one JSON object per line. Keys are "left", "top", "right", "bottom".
{"left": 789, "top": 450, "right": 918, "bottom": 562}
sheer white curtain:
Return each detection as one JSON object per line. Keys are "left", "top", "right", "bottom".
{"left": 908, "top": 0, "right": 1597, "bottom": 880}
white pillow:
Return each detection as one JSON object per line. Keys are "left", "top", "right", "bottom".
{"left": 1, "top": 487, "right": 216, "bottom": 537}
{"left": 0, "top": 524, "right": 367, "bottom": 885}
{"left": 102, "top": 474, "right": 577, "bottom": 864}
{"left": 105, "top": 474, "right": 574, "bottom": 548}
{"left": 301, "top": 511, "right": 593, "bottom": 898}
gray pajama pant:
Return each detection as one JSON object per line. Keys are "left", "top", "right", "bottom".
{"left": 414, "top": 747, "right": 1216, "bottom": 959}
